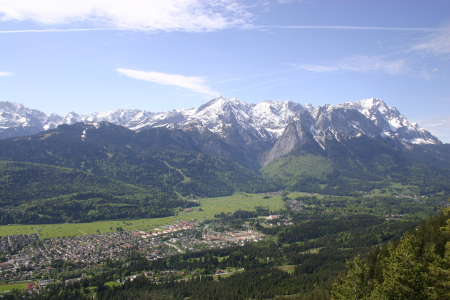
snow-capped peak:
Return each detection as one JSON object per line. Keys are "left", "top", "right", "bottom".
{"left": 0, "top": 98, "right": 441, "bottom": 146}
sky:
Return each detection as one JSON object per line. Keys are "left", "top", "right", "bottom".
{"left": 0, "top": 0, "right": 449, "bottom": 142}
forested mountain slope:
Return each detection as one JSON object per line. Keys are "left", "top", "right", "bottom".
{"left": 0, "top": 122, "right": 277, "bottom": 199}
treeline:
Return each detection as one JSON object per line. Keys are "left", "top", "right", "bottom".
{"left": 332, "top": 208, "right": 450, "bottom": 299}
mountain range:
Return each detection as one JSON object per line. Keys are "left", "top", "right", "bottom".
{"left": 1, "top": 97, "right": 449, "bottom": 204}
{"left": 0, "top": 97, "right": 442, "bottom": 165}
{"left": 0, "top": 97, "right": 440, "bottom": 144}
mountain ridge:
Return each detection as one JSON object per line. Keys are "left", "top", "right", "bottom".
{"left": 0, "top": 97, "right": 441, "bottom": 148}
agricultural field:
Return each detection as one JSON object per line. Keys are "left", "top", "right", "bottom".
{"left": 0, "top": 192, "right": 284, "bottom": 239}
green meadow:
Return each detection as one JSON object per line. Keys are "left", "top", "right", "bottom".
{"left": 0, "top": 192, "right": 284, "bottom": 239}
{"left": 0, "top": 282, "right": 29, "bottom": 292}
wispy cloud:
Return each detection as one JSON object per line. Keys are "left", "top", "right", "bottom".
{"left": 0, "top": 71, "right": 12, "bottom": 76}
{"left": 1, "top": 0, "right": 442, "bottom": 34}
{"left": 0, "top": 28, "right": 117, "bottom": 34}
{"left": 417, "top": 114, "right": 450, "bottom": 143}
{"left": 0, "top": 0, "right": 252, "bottom": 32}
{"left": 296, "top": 55, "right": 411, "bottom": 76}
{"left": 116, "top": 68, "right": 219, "bottom": 97}
{"left": 256, "top": 25, "right": 440, "bottom": 32}
{"left": 275, "top": 0, "right": 296, "bottom": 4}
{"left": 411, "top": 27, "right": 450, "bottom": 55}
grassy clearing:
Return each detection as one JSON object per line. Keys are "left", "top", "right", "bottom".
{"left": 104, "top": 281, "right": 121, "bottom": 287}
{"left": 298, "top": 247, "right": 324, "bottom": 254}
{"left": 0, "top": 283, "right": 28, "bottom": 292}
{"left": 213, "top": 273, "right": 233, "bottom": 280}
{"left": 217, "top": 256, "right": 229, "bottom": 262}
{"left": 276, "top": 265, "right": 297, "bottom": 274}
{"left": 0, "top": 192, "right": 284, "bottom": 239}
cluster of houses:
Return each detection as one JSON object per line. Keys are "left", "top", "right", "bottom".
{"left": 17, "top": 232, "right": 168, "bottom": 264}
{"left": 0, "top": 231, "right": 177, "bottom": 282}
{"left": 258, "top": 215, "right": 294, "bottom": 227}
{"left": 0, "top": 234, "right": 38, "bottom": 257}
{"left": 202, "top": 230, "right": 265, "bottom": 246}
{"left": 0, "top": 220, "right": 249, "bottom": 282}
{"left": 0, "top": 219, "right": 271, "bottom": 291}
{"left": 285, "top": 198, "right": 305, "bottom": 211}
{"left": 132, "top": 221, "right": 196, "bottom": 239}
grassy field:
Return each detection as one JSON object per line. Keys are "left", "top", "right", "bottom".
{"left": 0, "top": 192, "right": 284, "bottom": 239}
{"left": 0, "top": 283, "right": 29, "bottom": 292}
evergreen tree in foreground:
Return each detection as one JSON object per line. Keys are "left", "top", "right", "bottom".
{"left": 332, "top": 206, "right": 450, "bottom": 299}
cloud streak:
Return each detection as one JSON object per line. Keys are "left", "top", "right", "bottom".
{"left": 0, "top": 0, "right": 252, "bottom": 32}
{"left": 296, "top": 55, "right": 411, "bottom": 76}
{"left": 411, "top": 27, "right": 450, "bottom": 55}
{"left": 0, "top": 71, "right": 12, "bottom": 76}
{"left": 116, "top": 68, "right": 219, "bottom": 97}
{"left": 0, "top": 28, "right": 117, "bottom": 34}
{"left": 256, "top": 25, "right": 441, "bottom": 32}
{"left": 0, "top": 0, "right": 443, "bottom": 35}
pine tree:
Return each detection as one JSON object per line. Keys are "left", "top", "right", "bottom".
{"left": 332, "top": 255, "right": 372, "bottom": 300}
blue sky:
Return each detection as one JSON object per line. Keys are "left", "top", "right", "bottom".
{"left": 1, "top": 0, "right": 449, "bottom": 142}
